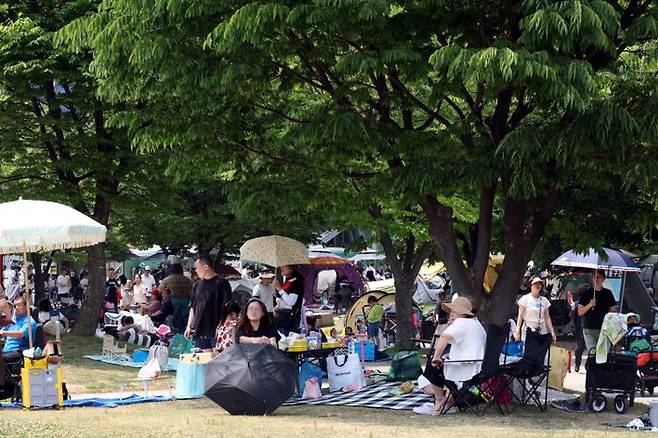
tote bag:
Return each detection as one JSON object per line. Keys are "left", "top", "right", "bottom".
{"left": 327, "top": 353, "right": 363, "bottom": 392}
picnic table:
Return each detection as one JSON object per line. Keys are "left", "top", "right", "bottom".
{"left": 284, "top": 347, "right": 339, "bottom": 395}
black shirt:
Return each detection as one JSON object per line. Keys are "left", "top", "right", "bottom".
{"left": 235, "top": 323, "right": 278, "bottom": 342}
{"left": 578, "top": 286, "right": 617, "bottom": 330}
{"left": 191, "top": 275, "right": 232, "bottom": 337}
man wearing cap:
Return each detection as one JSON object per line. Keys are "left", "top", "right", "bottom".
{"left": 514, "top": 276, "right": 557, "bottom": 343}
{"left": 578, "top": 270, "right": 617, "bottom": 351}
{"left": 141, "top": 265, "right": 156, "bottom": 292}
{"left": 252, "top": 271, "right": 275, "bottom": 315}
{"left": 414, "top": 296, "right": 486, "bottom": 415}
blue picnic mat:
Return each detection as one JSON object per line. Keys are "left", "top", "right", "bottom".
{"left": 83, "top": 355, "right": 179, "bottom": 371}
{"left": 1, "top": 394, "right": 173, "bottom": 409}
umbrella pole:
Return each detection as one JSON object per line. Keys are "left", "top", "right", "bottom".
{"left": 23, "top": 245, "right": 33, "bottom": 349}
{"left": 619, "top": 271, "right": 627, "bottom": 314}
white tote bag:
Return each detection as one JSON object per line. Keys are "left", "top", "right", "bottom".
{"left": 327, "top": 353, "right": 363, "bottom": 392}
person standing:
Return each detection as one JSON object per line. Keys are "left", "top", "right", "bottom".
{"left": 105, "top": 268, "right": 121, "bottom": 311}
{"left": 252, "top": 271, "right": 275, "bottom": 316}
{"left": 578, "top": 270, "right": 617, "bottom": 352}
{"left": 273, "top": 265, "right": 304, "bottom": 335}
{"left": 514, "top": 276, "right": 557, "bottom": 343}
{"left": 141, "top": 265, "right": 156, "bottom": 292}
{"left": 159, "top": 261, "right": 193, "bottom": 330}
{"left": 56, "top": 266, "right": 72, "bottom": 303}
{"left": 567, "top": 288, "right": 586, "bottom": 372}
{"left": 132, "top": 274, "right": 148, "bottom": 307}
{"left": 184, "top": 256, "right": 232, "bottom": 349}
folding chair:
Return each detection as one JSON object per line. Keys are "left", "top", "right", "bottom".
{"left": 500, "top": 330, "right": 552, "bottom": 411}
{"left": 434, "top": 323, "right": 510, "bottom": 415}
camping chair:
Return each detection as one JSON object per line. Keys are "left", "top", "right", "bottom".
{"left": 432, "top": 323, "right": 510, "bottom": 415}
{"left": 500, "top": 330, "right": 552, "bottom": 411}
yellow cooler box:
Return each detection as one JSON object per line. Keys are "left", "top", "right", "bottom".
{"left": 21, "top": 367, "right": 64, "bottom": 409}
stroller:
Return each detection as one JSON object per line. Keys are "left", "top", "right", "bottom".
{"left": 585, "top": 350, "right": 637, "bottom": 413}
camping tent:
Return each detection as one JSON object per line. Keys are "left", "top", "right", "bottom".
{"left": 344, "top": 291, "right": 396, "bottom": 332}
{"left": 296, "top": 261, "right": 364, "bottom": 304}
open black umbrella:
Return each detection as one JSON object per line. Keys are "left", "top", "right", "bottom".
{"left": 204, "top": 344, "right": 296, "bottom": 415}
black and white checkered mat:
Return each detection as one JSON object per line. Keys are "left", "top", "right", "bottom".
{"left": 284, "top": 380, "right": 579, "bottom": 411}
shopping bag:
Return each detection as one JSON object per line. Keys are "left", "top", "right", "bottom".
{"left": 175, "top": 361, "right": 207, "bottom": 399}
{"left": 169, "top": 333, "right": 193, "bottom": 357}
{"left": 148, "top": 342, "right": 169, "bottom": 371}
{"left": 502, "top": 341, "right": 524, "bottom": 357}
{"left": 387, "top": 350, "right": 422, "bottom": 381}
{"left": 327, "top": 353, "right": 363, "bottom": 392}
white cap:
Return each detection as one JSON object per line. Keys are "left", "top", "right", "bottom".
{"left": 144, "top": 265, "right": 151, "bottom": 271}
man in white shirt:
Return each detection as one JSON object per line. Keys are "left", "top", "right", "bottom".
{"left": 57, "top": 267, "right": 72, "bottom": 302}
{"left": 141, "top": 266, "right": 156, "bottom": 291}
{"left": 252, "top": 272, "right": 275, "bottom": 314}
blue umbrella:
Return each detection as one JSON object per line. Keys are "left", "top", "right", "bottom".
{"left": 550, "top": 247, "right": 640, "bottom": 272}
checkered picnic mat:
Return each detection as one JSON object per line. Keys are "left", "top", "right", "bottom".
{"left": 284, "top": 380, "right": 579, "bottom": 411}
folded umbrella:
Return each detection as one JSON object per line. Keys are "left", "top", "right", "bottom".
{"left": 205, "top": 344, "right": 296, "bottom": 415}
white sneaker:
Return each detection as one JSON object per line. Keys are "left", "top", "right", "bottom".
{"left": 413, "top": 402, "right": 439, "bottom": 415}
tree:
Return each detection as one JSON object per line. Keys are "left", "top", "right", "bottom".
{"left": 62, "top": 0, "right": 658, "bottom": 330}
{"left": 0, "top": 1, "right": 139, "bottom": 334}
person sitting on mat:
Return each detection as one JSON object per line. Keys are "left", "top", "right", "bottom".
{"left": 235, "top": 298, "right": 277, "bottom": 347}
{"left": 413, "top": 296, "right": 486, "bottom": 415}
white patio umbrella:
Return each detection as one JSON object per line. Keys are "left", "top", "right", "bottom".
{"left": 0, "top": 198, "right": 107, "bottom": 348}
{"left": 240, "top": 235, "right": 310, "bottom": 267}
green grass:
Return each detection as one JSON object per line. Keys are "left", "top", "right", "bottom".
{"left": 0, "top": 335, "right": 644, "bottom": 437}
{"left": 60, "top": 335, "right": 174, "bottom": 394}
{"left": 0, "top": 397, "right": 645, "bottom": 437}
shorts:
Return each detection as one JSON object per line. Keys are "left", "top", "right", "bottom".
{"left": 367, "top": 322, "right": 380, "bottom": 338}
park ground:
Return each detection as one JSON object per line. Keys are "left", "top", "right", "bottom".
{"left": 0, "top": 336, "right": 647, "bottom": 437}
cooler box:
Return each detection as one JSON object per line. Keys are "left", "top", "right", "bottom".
{"left": 354, "top": 341, "right": 376, "bottom": 361}
{"left": 21, "top": 367, "right": 64, "bottom": 408}
{"left": 175, "top": 352, "right": 212, "bottom": 399}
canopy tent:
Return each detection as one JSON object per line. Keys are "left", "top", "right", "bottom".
{"left": 344, "top": 291, "right": 396, "bottom": 332}
{"left": 418, "top": 255, "right": 504, "bottom": 293}
{"left": 620, "top": 271, "right": 657, "bottom": 326}
{"left": 296, "top": 262, "right": 364, "bottom": 304}
{"left": 349, "top": 250, "right": 386, "bottom": 263}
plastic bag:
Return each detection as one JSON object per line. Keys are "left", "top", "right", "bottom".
{"left": 302, "top": 377, "right": 322, "bottom": 399}
{"left": 298, "top": 360, "right": 324, "bottom": 394}
{"left": 138, "top": 358, "right": 161, "bottom": 379}
{"left": 148, "top": 342, "right": 169, "bottom": 371}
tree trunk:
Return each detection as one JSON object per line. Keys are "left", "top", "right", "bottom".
{"left": 73, "top": 242, "right": 106, "bottom": 335}
{"left": 393, "top": 275, "right": 416, "bottom": 350}
{"left": 31, "top": 253, "right": 46, "bottom": 304}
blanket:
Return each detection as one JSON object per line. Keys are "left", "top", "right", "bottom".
{"left": 84, "top": 355, "right": 179, "bottom": 371}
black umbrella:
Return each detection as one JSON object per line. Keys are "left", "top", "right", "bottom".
{"left": 204, "top": 343, "right": 296, "bottom": 415}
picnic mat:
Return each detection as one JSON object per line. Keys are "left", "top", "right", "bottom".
{"left": 83, "top": 355, "right": 179, "bottom": 371}
{"left": 284, "top": 380, "right": 579, "bottom": 411}
{"left": 0, "top": 394, "right": 173, "bottom": 409}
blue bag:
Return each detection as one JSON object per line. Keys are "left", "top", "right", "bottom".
{"left": 175, "top": 362, "right": 207, "bottom": 399}
{"left": 502, "top": 341, "right": 524, "bottom": 357}
{"left": 298, "top": 360, "right": 324, "bottom": 395}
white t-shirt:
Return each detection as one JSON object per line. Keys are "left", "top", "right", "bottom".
{"left": 252, "top": 283, "right": 275, "bottom": 313}
{"left": 443, "top": 317, "right": 487, "bottom": 383}
{"left": 141, "top": 274, "right": 156, "bottom": 291}
{"left": 517, "top": 294, "right": 551, "bottom": 334}
{"left": 57, "top": 274, "right": 71, "bottom": 295}
{"left": 133, "top": 284, "right": 149, "bottom": 304}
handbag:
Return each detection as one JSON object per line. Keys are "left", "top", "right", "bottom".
{"left": 148, "top": 342, "right": 169, "bottom": 371}
{"left": 327, "top": 353, "right": 363, "bottom": 392}
{"left": 169, "top": 333, "right": 193, "bottom": 357}
{"left": 387, "top": 350, "right": 422, "bottom": 381}
{"left": 298, "top": 360, "right": 324, "bottom": 394}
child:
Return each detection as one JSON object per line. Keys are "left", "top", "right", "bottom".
{"left": 626, "top": 313, "right": 651, "bottom": 352}
{"left": 365, "top": 296, "right": 384, "bottom": 349}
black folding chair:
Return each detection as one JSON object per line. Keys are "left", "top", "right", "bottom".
{"left": 434, "top": 323, "right": 510, "bottom": 415}
{"left": 501, "top": 330, "right": 552, "bottom": 411}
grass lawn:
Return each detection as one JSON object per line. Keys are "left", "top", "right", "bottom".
{"left": 60, "top": 335, "right": 175, "bottom": 394}
{"left": 0, "top": 397, "right": 645, "bottom": 437}
{"left": 0, "top": 335, "right": 644, "bottom": 437}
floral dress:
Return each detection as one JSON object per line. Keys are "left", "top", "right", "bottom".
{"left": 215, "top": 318, "right": 237, "bottom": 354}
